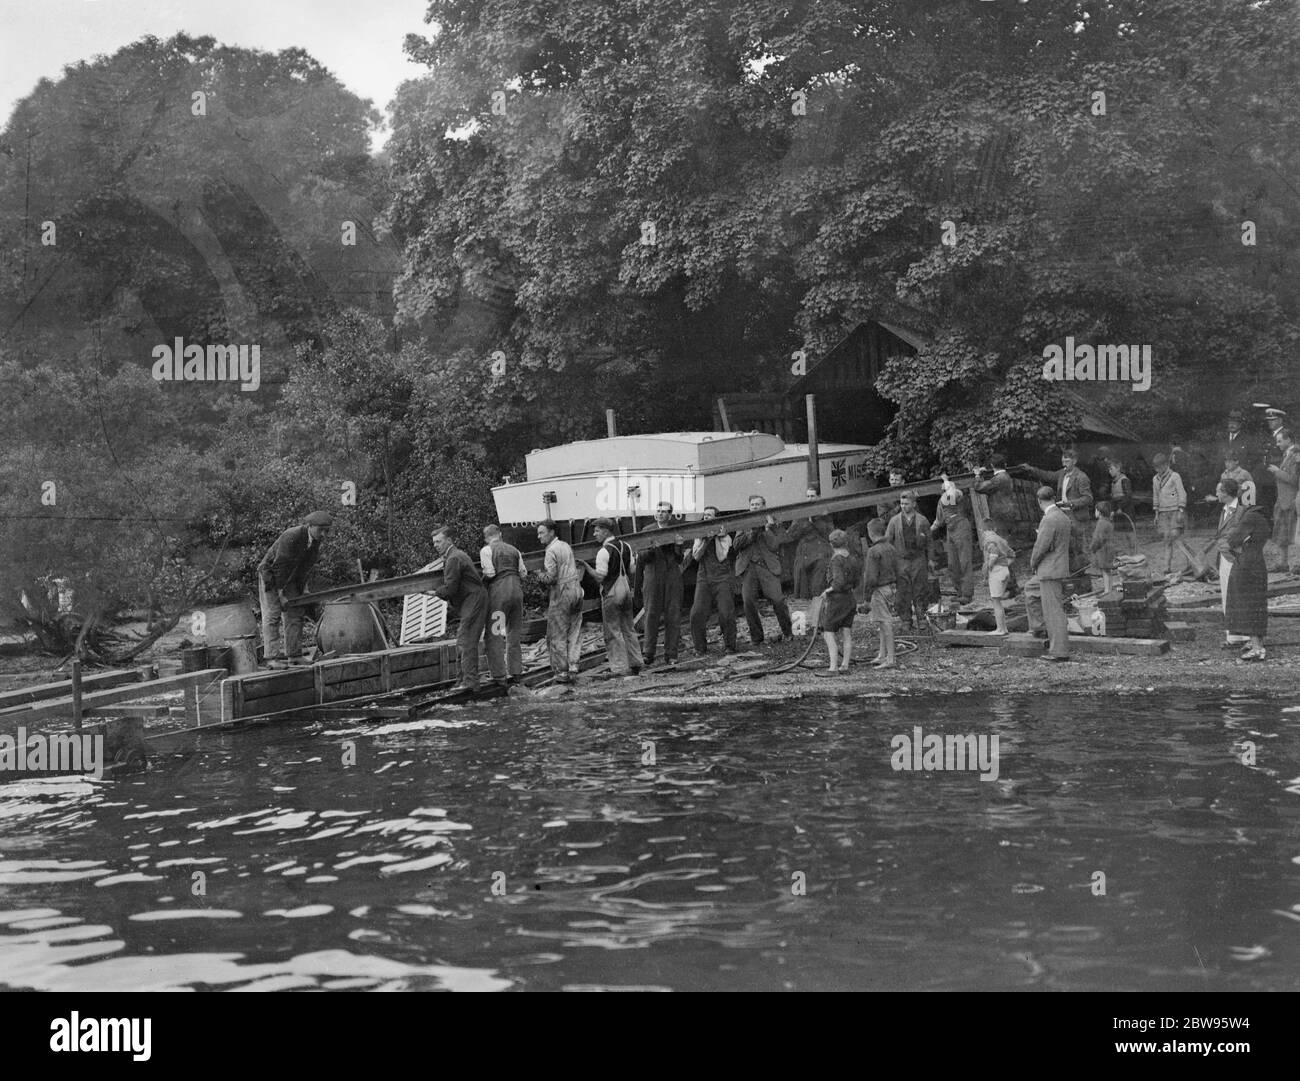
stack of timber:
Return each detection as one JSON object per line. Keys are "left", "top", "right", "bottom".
{"left": 936, "top": 629, "right": 1171, "bottom": 656}
{"left": 1097, "top": 583, "right": 1169, "bottom": 639}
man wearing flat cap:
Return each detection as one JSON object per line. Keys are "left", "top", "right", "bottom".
{"left": 1223, "top": 409, "right": 1252, "bottom": 472}
{"left": 258, "top": 511, "right": 332, "bottom": 665}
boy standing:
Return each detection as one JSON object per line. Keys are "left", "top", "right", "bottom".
{"left": 1151, "top": 452, "right": 1200, "bottom": 579}
{"left": 861, "top": 518, "right": 899, "bottom": 668}
{"left": 1090, "top": 501, "right": 1118, "bottom": 595}
{"left": 981, "top": 520, "right": 1015, "bottom": 636}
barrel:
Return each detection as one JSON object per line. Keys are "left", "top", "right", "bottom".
{"left": 179, "top": 645, "right": 209, "bottom": 673}
{"left": 203, "top": 600, "right": 257, "bottom": 641}
{"left": 226, "top": 635, "right": 260, "bottom": 675}
{"left": 316, "top": 602, "right": 386, "bottom": 655}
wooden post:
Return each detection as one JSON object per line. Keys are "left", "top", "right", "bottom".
{"left": 71, "top": 658, "right": 83, "bottom": 733}
{"left": 805, "top": 394, "right": 820, "bottom": 496}
{"left": 717, "top": 397, "right": 732, "bottom": 432}
{"left": 605, "top": 409, "right": 617, "bottom": 438}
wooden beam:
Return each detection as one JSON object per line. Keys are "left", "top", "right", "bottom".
{"left": 0, "top": 670, "right": 228, "bottom": 727}
{"left": 0, "top": 668, "right": 144, "bottom": 710}
{"left": 287, "top": 473, "right": 979, "bottom": 609}
{"left": 936, "top": 629, "right": 1172, "bottom": 655}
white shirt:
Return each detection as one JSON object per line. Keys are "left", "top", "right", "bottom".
{"left": 479, "top": 543, "right": 496, "bottom": 578}
{"left": 691, "top": 534, "right": 732, "bottom": 563}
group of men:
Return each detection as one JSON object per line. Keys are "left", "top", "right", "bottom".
{"left": 253, "top": 402, "right": 1300, "bottom": 682}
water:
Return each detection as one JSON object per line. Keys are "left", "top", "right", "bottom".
{"left": 1, "top": 692, "right": 1298, "bottom": 991}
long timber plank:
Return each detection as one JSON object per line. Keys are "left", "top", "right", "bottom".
{"left": 0, "top": 668, "right": 144, "bottom": 709}
{"left": 990, "top": 632, "right": 1170, "bottom": 656}
{"left": 286, "top": 473, "right": 980, "bottom": 609}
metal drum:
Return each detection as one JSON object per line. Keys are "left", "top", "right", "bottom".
{"left": 316, "top": 602, "right": 387, "bottom": 655}
{"left": 226, "top": 635, "right": 260, "bottom": 675}
{"left": 179, "top": 645, "right": 210, "bottom": 672}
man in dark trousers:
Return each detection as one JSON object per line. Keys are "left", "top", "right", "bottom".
{"left": 683, "top": 505, "right": 737, "bottom": 655}
{"left": 973, "top": 453, "right": 1017, "bottom": 536}
{"left": 931, "top": 478, "right": 975, "bottom": 609}
{"left": 884, "top": 490, "right": 931, "bottom": 633}
{"left": 479, "top": 523, "right": 524, "bottom": 687}
{"left": 257, "top": 510, "right": 331, "bottom": 665}
{"left": 1025, "top": 486, "right": 1074, "bottom": 661}
{"left": 1020, "top": 447, "right": 1093, "bottom": 576}
{"left": 637, "top": 501, "right": 685, "bottom": 668}
{"left": 590, "top": 518, "right": 643, "bottom": 677}
{"left": 734, "top": 494, "right": 794, "bottom": 645}
{"left": 431, "top": 524, "right": 488, "bottom": 692}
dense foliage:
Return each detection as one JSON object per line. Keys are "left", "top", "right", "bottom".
{"left": 3, "top": 4, "right": 1299, "bottom": 653}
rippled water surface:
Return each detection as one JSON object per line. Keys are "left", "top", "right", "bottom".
{"left": 1, "top": 692, "right": 1298, "bottom": 991}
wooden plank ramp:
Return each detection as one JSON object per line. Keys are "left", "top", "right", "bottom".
{"left": 0, "top": 668, "right": 145, "bottom": 710}
{"left": 936, "top": 630, "right": 1170, "bottom": 656}
{"left": 0, "top": 670, "right": 229, "bottom": 728}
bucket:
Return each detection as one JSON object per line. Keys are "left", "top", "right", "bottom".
{"left": 316, "top": 602, "right": 386, "bottom": 655}
{"left": 204, "top": 600, "right": 257, "bottom": 641}
{"left": 179, "top": 645, "right": 209, "bottom": 672}
{"left": 226, "top": 634, "right": 260, "bottom": 675}
{"left": 1074, "top": 596, "right": 1106, "bottom": 636}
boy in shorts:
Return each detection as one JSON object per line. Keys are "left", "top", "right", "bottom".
{"left": 1151, "top": 452, "right": 1200, "bottom": 579}
{"left": 861, "top": 518, "right": 900, "bottom": 668}
{"left": 981, "top": 520, "right": 1015, "bottom": 635}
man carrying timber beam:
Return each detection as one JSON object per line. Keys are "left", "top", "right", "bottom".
{"left": 480, "top": 523, "right": 525, "bottom": 687}
{"left": 257, "top": 510, "right": 331, "bottom": 666}
{"left": 535, "top": 520, "right": 584, "bottom": 683}
{"left": 431, "top": 524, "right": 488, "bottom": 693}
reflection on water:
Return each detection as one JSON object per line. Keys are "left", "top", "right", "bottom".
{"left": 0, "top": 693, "right": 1297, "bottom": 991}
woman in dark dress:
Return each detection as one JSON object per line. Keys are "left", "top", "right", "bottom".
{"left": 1225, "top": 504, "right": 1270, "bottom": 661}
{"left": 791, "top": 514, "right": 834, "bottom": 599}
{"left": 819, "top": 530, "right": 860, "bottom": 674}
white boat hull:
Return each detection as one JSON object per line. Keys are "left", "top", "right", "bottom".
{"left": 492, "top": 443, "right": 877, "bottom": 524}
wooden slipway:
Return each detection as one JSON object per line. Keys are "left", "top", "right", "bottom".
{"left": 0, "top": 641, "right": 472, "bottom": 779}
{"left": 936, "top": 630, "right": 1170, "bottom": 656}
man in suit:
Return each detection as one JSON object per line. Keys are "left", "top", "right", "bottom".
{"left": 1267, "top": 427, "right": 1300, "bottom": 562}
{"left": 637, "top": 501, "right": 686, "bottom": 668}
{"left": 1021, "top": 447, "right": 1093, "bottom": 576}
{"left": 432, "top": 524, "right": 488, "bottom": 692}
{"left": 683, "top": 505, "right": 738, "bottom": 655}
{"left": 257, "top": 510, "right": 331, "bottom": 665}
{"left": 1025, "top": 486, "right": 1073, "bottom": 661}
{"left": 479, "top": 523, "right": 525, "bottom": 687}
{"left": 1212, "top": 478, "right": 1249, "bottom": 650}
{"left": 734, "top": 494, "right": 794, "bottom": 645}
{"left": 1222, "top": 409, "right": 1253, "bottom": 473}
{"left": 884, "top": 490, "right": 932, "bottom": 632}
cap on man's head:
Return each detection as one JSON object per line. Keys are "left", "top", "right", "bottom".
{"left": 1265, "top": 407, "right": 1287, "bottom": 420}
{"left": 592, "top": 517, "right": 616, "bottom": 533}
{"left": 304, "top": 511, "right": 332, "bottom": 528}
